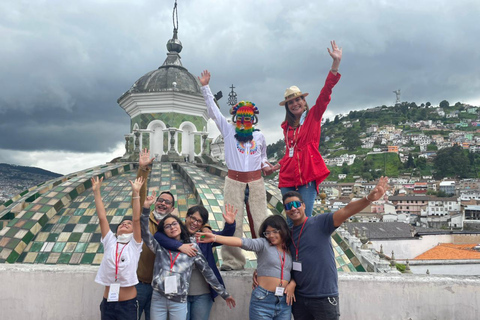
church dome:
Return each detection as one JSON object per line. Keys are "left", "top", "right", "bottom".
{"left": 118, "top": 28, "right": 200, "bottom": 102}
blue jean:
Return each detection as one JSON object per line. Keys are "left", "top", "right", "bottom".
{"left": 292, "top": 295, "right": 340, "bottom": 320}
{"left": 136, "top": 282, "right": 153, "bottom": 320}
{"left": 100, "top": 297, "right": 138, "bottom": 320}
{"left": 150, "top": 290, "right": 187, "bottom": 320}
{"left": 249, "top": 286, "right": 292, "bottom": 320}
{"left": 281, "top": 180, "right": 317, "bottom": 226}
{"left": 187, "top": 293, "right": 213, "bottom": 320}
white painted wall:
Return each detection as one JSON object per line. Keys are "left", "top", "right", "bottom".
{"left": 370, "top": 234, "right": 454, "bottom": 259}
{"left": 1, "top": 265, "right": 480, "bottom": 320}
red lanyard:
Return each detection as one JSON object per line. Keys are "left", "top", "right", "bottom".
{"left": 277, "top": 248, "right": 286, "bottom": 286}
{"left": 169, "top": 250, "right": 181, "bottom": 271}
{"left": 291, "top": 217, "right": 308, "bottom": 261}
{"left": 115, "top": 243, "right": 127, "bottom": 282}
{"left": 286, "top": 125, "right": 301, "bottom": 150}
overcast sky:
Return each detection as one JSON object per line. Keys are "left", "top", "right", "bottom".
{"left": 1, "top": 0, "right": 479, "bottom": 174}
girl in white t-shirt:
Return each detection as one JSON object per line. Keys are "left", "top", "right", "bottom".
{"left": 92, "top": 175, "right": 144, "bottom": 320}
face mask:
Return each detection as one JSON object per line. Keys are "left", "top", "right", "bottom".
{"left": 153, "top": 210, "right": 168, "bottom": 221}
{"left": 117, "top": 233, "right": 133, "bottom": 243}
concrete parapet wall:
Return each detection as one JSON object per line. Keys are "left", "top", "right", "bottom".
{"left": 1, "top": 264, "right": 479, "bottom": 320}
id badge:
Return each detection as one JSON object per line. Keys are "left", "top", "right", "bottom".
{"left": 275, "top": 286, "right": 285, "bottom": 296}
{"left": 289, "top": 148, "right": 294, "bottom": 158}
{"left": 165, "top": 275, "right": 178, "bottom": 294}
{"left": 293, "top": 261, "right": 302, "bottom": 272}
{"left": 107, "top": 283, "right": 120, "bottom": 302}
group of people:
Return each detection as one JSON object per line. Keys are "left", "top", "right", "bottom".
{"left": 92, "top": 41, "right": 389, "bottom": 320}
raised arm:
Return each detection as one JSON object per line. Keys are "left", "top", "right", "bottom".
{"left": 133, "top": 148, "right": 154, "bottom": 209}
{"left": 92, "top": 176, "right": 110, "bottom": 238}
{"left": 310, "top": 41, "right": 342, "bottom": 122}
{"left": 140, "top": 191, "right": 160, "bottom": 253}
{"left": 196, "top": 232, "right": 242, "bottom": 247}
{"left": 129, "top": 176, "right": 145, "bottom": 244}
{"left": 198, "top": 70, "right": 231, "bottom": 136}
{"left": 327, "top": 40, "right": 342, "bottom": 75}
{"left": 333, "top": 176, "right": 389, "bottom": 227}
{"left": 214, "top": 204, "right": 237, "bottom": 239}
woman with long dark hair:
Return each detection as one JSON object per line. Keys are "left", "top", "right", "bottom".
{"left": 197, "top": 210, "right": 295, "bottom": 320}
{"left": 140, "top": 193, "right": 235, "bottom": 320}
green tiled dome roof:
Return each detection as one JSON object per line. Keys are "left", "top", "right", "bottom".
{"left": 0, "top": 162, "right": 363, "bottom": 272}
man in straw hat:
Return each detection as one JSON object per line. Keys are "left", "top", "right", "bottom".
{"left": 198, "top": 70, "right": 271, "bottom": 270}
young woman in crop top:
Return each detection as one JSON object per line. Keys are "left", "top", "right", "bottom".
{"left": 197, "top": 207, "right": 296, "bottom": 320}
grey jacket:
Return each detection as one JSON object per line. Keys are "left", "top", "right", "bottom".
{"left": 141, "top": 211, "right": 230, "bottom": 303}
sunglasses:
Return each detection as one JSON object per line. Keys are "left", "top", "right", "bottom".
{"left": 164, "top": 221, "right": 179, "bottom": 230}
{"left": 157, "top": 198, "right": 173, "bottom": 205}
{"left": 284, "top": 200, "right": 302, "bottom": 211}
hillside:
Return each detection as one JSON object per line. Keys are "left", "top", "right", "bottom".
{"left": 0, "top": 163, "right": 62, "bottom": 202}
{"left": 267, "top": 100, "right": 480, "bottom": 181}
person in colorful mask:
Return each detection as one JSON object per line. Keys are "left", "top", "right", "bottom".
{"left": 92, "top": 175, "right": 145, "bottom": 320}
{"left": 198, "top": 70, "right": 271, "bottom": 271}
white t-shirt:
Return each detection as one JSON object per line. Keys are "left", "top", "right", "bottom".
{"left": 95, "top": 230, "right": 143, "bottom": 287}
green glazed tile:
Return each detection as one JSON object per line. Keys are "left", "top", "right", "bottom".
{"left": 58, "top": 253, "right": 72, "bottom": 264}
{"left": 81, "top": 253, "right": 95, "bottom": 264}
{"left": 74, "top": 242, "right": 88, "bottom": 253}
{"left": 52, "top": 242, "right": 67, "bottom": 253}
{"left": 7, "top": 250, "right": 20, "bottom": 263}
{"left": 47, "top": 233, "right": 59, "bottom": 242}
{"left": 36, "top": 252, "right": 49, "bottom": 264}
{"left": 68, "top": 233, "right": 82, "bottom": 242}
{"left": 30, "top": 242, "right": 44, "bottom": 252}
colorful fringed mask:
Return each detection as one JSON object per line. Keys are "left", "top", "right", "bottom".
{"left": 230, "top": 101, "right": 259, "bottom": 142}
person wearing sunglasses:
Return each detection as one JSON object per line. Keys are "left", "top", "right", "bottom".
{"left": 153, "top": 205, "right": 236, "bottom": 320}
{"left": 92, "top": 175, "right": 145, "bottom": 320}
{"left": 283, "top": 176, "right": 389, "bottom": 320}
{"left": 141, "top": 196, "right": 236, "bottom": 320}
{"left": 197, "top": 209, "right": 296, "bottom": 320}
{"left": 132, "top": 149, "right": 180, "bottom": 320}
{"left": 198, "top": 70, "right": 272, "bottom": 271}
{"left": 271, "top": 41, "right": 342, "bottom": 225}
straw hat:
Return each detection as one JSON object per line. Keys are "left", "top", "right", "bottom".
{"left": 279, "top": 86, "right": 309, "bottom": 106}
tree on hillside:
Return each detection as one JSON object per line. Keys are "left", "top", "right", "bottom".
{"left": 426, "top": 102, "right": 431, "bottom": 108}
{"left": 405, "top": 153, "right": 415, "bottom": 169}
{"left": 439, "top": 100, "right": 450, "bottom": 109}
{"left": 334, "top": 115, "right": 340, "bottom": 124}
{"left": 343, "top": 129, "right": 362, "bottom": 151}
{"left": 433, "top": 144, "right": 469, "bottom": 179}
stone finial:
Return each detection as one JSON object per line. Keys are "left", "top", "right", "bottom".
{"left": 404, "top": 259, "right": 412, "bottom": 274}
{"left": 390, "top": 250, "right": 396, "bottom": 267}
{"left": 360, "top": 231, "right": 369, "bottom": 249}
{"left": 426, "top": 269, "right": 430, "bottom": 275}
{"left": 379, "top": 244, "right": 385, "bottom": 259}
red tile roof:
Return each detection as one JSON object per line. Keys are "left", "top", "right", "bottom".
{"left": 414, "top": 243, "right": 480, "bottom": 260}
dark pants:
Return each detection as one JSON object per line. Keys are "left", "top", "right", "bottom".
{"left": 136, "top": 282, "right": 153, "bottom": 320}
{"left": 100, "top": 297, "right": 138, "bottom": 320}
{"left": 292, "top": 295, "right": 340, "bottom": 320}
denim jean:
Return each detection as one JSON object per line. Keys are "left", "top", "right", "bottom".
{"left": 249, "top": 286, "right": 292, "bottom": 320}
{"left": 100, "top": 297, "right": 138, "bottom": 320}
{"left": 281, "top": 180, "right": 317, "bottom": 226}
{"left": 150, "top": 290, "right": 187, "bottom": 320}
{"left": 186, "top": 293, "right": 213, "bottom": 320}
{"left": 136, "top": 282, "right": 153, "bottom": 320}
{"left": 292, "top": 294, "right": 340, "bottom": 320}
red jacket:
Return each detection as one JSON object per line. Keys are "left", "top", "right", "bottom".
{"left": 278, "top": 71, "right": 341, "bottom": 191}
